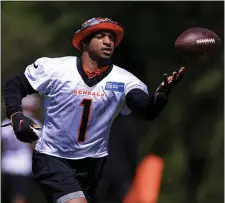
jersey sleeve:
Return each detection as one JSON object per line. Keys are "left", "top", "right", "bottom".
{"left": 121, "top": 73, "right": 149, "bottom": 115}
{"left": 124, "top": 74, "right": 149, "bottom": 96}
{"left": 24, "top": 57, "right": 53, "bottom": 95}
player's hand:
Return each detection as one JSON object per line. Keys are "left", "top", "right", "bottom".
{"left": 11, "top": 112, "right": 40, "bottom": 143}
{"left": 154, "top": 67, "right": 185, "bottom": 105}
{"left": 156, "top": 67, "right": 185, "bottom": 95}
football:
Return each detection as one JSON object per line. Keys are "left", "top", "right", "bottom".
{"left": 175, "top": 27, "right": 221, "bottom": 56}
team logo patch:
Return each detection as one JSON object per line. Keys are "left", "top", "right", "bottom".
{"left": 105, "top": 82, "right": 125, "bottom": 92}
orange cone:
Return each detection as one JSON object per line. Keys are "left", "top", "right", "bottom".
{"left": 123, "top": 154, "right": 164, "bottom": 203}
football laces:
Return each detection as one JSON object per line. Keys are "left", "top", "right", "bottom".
{"left": 196, "top": 38, "right": 215, "bottom": 44}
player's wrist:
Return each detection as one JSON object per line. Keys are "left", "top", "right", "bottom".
{"left": 153, "top": 92, "right": 168, "bottom": 106}
{"left": 156, "top": 85, "right": 171, "bottom": 96}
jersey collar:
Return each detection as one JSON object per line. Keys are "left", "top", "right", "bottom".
{"left": 76, "top": 57, "right": 113, "bottom": 87}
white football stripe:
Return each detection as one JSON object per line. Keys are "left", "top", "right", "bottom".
{"left": 196, "top": 38, "right": 215, "bottom": 44}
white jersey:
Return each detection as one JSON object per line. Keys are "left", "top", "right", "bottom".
{"left": 1, "top": 116, "right": 42, "bottom": 175}
{"left": 24, "top": 56, "right": 148, "bottom": 159}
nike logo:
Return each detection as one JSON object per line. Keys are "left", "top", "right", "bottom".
{"left": 33, "top": 63, "right": 38, "bottom": 68}
{"left": 19, "top": 120, "right": 24, "bottom": 131}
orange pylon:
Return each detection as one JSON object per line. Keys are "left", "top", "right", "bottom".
{"left": 123, "top": 154, "right": 164, "bottom": 203}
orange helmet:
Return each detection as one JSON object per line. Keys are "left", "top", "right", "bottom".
{"left": 72, "top": 17, "right": 124, "bottom": 50}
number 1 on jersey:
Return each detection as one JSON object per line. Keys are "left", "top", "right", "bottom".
{"left": 78, "top": 99, "right": 92, "bottom": 142}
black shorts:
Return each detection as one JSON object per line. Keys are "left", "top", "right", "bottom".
{"left": 2, "top": 173, "right": 31, "bottom": 203}
{"left": 32, "top": 150, "right": 107, "bottom": 203}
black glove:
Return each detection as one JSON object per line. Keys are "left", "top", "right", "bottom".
{"left": 154, "top": 67, "right": 185, "bottom": 105}
{"left": 11, "top": 112, "right": 40, "bottom": 143}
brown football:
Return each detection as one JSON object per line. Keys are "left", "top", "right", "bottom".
{"left": 175, "top": 27, "right": 221, "bottom": 55}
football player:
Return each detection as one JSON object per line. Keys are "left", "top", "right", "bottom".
{"left": 1, "top": 95, "right": 42, "bottom": 203}
{"left": 4, "top": 17, "right": 184, "bottom": 203}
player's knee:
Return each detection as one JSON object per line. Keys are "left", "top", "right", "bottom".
{"left": 65, "top": 197, "right": 88, "bottom": 203}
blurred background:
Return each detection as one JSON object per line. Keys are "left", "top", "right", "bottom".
{"left": 1, "top": 1, "right": 224, "bottom": 203}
